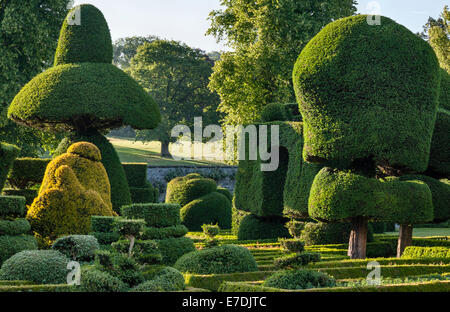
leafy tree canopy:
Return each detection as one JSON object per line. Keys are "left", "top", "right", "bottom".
{"left": 207, "top": 0, "right": 357, "bottom": 125}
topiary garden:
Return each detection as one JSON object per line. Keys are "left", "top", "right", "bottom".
{"left": 0, "top": 4, "right": 448, "bottom": 295}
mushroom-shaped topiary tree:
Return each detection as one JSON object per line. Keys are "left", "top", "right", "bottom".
{"left": 7, "top": 4, "right": 161, "bottom": 213}
{"left": 293, "top": 15, "right": 441, "bottom": 258}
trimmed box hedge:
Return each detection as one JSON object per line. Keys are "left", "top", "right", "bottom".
{"left": 185, "top": 271, "right": 277, "bottom": 291}
{"left": 0, "top": 196, "right": 26, "bottom": 218}
{"left": 402, "top": 246, "right": 450, "bottom": 259}
{"left": 121, "top": 203, "right": 181, "bottom": 228}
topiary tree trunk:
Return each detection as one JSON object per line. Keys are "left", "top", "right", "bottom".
{"left": 397, "top": 224, "right": 413, "bottom": 258}
{"left": 347, "top": 216, "right": 368, "bottom": 259}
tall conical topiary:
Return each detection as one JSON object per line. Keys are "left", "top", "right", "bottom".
{"left": 8, "top": 5, "right": 161, "bottom": 213}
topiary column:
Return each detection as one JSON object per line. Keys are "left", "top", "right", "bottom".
{"left": 293, "top": 15, "right": 441, "bottom": 259}
{"left": 7, "top": 4, "right": 161, "bottom": 213}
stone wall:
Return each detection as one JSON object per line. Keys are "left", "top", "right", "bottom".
{"left": 146, "top": 166, "right": 237, "bottom": 202}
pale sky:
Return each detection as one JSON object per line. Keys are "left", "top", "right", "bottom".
{"left": 73, "top": 0, "right": 448, "bottom": 53}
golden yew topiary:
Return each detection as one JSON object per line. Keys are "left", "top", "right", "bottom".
{"left": 27, "top": 142, "right": 116, "bottom": 247}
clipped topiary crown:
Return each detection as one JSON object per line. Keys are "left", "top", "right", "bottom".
{"left": 293, "top": 15, "right": 441, "bottom": 173}
{"left": 8, "top": 4, "right": 161, "bottom": 132}
{"left": 54, "top": 4, "right": 113, "bottom": 65}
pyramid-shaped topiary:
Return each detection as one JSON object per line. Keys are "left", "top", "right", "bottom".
{"left": 8, "top": 4, "right": 161, "bottom": 212}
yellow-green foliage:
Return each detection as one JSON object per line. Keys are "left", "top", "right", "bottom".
{"left": 27, "top": 142, "right": 116, "bottom": 246}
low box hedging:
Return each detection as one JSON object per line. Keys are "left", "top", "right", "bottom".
{"left": 218, "top": 280, "right": 450, "bottom": 292}
{"left": 402, "top": 246, "right": 450, "bottom": 259}
{"left": 185, "top": 271, "right": 277, "bottom": 291}
{"left": 141, "top": 224, "right": 188, "bottom": 240}
{"left": 0, "top": 235, "right": 37, "bottom": 265}
{"left": 91, "top": 216, "right": 118, "bottom": 233}
{"left": 121, "top": 203, "right": 181, "bottom": 228}
{"left": 0, "top": 196, "right": 26, "bottom": 218}
{"left": 174, "top": 245, "right": 258, "bottom": 275}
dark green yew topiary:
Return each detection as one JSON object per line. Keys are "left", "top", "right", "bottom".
{"left": 9, "top": 63, "right": 160, "bottom": 132}
{"left": 7, "top": 4, "right": 161, "bottom": 213}
{"left": 293, "top": 15, "right": 440, "bottom": 172}
{"left": 174, "top": 244, "right": 258, "bottom": 275}
{"left": 237, "top": 214, "right": 289, "bottom": 241}
{"left": 427, "top": 110, "right": 450, "bottom": 178}
{"left": 54, "top": 4, "right": 113, "bottom": 65}
{"left": 166, "top": 174, "right": 231, "bottom": 230}
{"left": 263, "top": 269, "right": 335, "bottom": 290}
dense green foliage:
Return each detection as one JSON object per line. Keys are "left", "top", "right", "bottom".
{"left": 54, "top": 4, "right": 113, "bottom": 65}
{"left": 399, "top": 175, "right": 450, "bottom": 222}
{"left": 300, "top": 222, "right": 375, "bottom": 246}
{"left": 80, "top": 265, "right": 128, "bottom": 292}
{"left": 0, "top": 195, "right": 26, "bottom": 218}
{"left": 111, "top": 239, "right": 161, "bottom": 265}
{"left": 308, "top": 168, "right": 434, "bottom": 224}
{"left": 157, "top": 237, "right": 195, "bottom": 265}
{"left": 274, "top": 253, "right": 321, "bottom": 269}
{"left": 293, "top": 15, "right": 440, "bottom": 172}
{"left": 0, "top": 235, "right": 37, "bottom": 265}
{"left": 428, "top": 110, "right": 450, "bottom": 178}
{"left": 402, "top": 246, "right": 450, "bottom": 259}
{"left": 174, "top": 244, "right": 258, "bottom": 274}
{"left": 52, "top": 235, "right": 99, "bottom": 261}
{"left": 0, "top": 0, "right": 69, "bottom": 156}
{"left": 279, "top": 238, "right": 305, "bottom": 253}
{"left": 0, "top": 219, "right": 30, "bottom": 236}
{"left": 0, "top": 143, "right": 20, "bottom": 191}
{"left": 27, "top": 142, "right": 116, "bottom": 246}
{"left": 207, "top": 0, "right": 357, "bottom": 126}
{"left": 131, "top": 267, "right": 185, "bottom": 292}
{"left": 122, "top": 163, "right": 148, "bottom": 187}
{"left": 166, "top": 174, "right": 231, "bottom": 230}
{"left": 263, "top": 269, "right": 336, "bottom": 290}
{"left": 8, "top": 63, "right": 160, "bottom": 132}
{"left": 237, "top": 214, "right": 289, "bottom": 241}
{"left": 423, "top": 6, "right": 449, "bottom": 72}
{"left": 7, "top": 158, "right": 50, "bottom": 189}
{"left": 141, "top": 224, "right": 188, "bottom": 240}
{"left": 121, "top": 203, "right": 181, "bottom": 228}
{"left": 0, "top": 250, "right": 69, "bottom": 284}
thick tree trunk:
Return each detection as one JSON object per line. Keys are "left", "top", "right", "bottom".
{"left": 347, "top": 217, "right": 369, "bottom": 259}
{"left": 397, "top": 224, "right": 413, "bottom": 258}
{"left": 161, "top": 141, "right": 171, "bottom": 158}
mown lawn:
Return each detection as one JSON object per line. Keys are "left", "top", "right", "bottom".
{"left": 385, "top": 228, "right": 450, "bottom": 238}
{"left": 108, "top": 137, "right": 228, "bottom": 167}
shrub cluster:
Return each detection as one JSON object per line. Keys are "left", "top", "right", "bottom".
{"left": 166, "top": 174, "right": 232, "bottom": 231}
{"left": 237, "top": 214, "right": 289, "bottom": 241}
{"left": 274, "top": 253, "right": 321, "bottom": 269}
{"left": 131, "top": 267, "right": 185, "bottom": 292}
{"left": 263, "top": 269, "right": 336, "bottom": 290}
{"left": 0, "top": 250, "right": 69, "bottom": 284}
{"left": 0, "top": 196, "right": 37, "bottom": 265}
{"left": 174, "top": 244, "right": 258, "bottom": 275}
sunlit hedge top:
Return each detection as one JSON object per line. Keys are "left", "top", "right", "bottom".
{"left": 54, "top": 4, "right": 113, "bottom": 65}
{"left": 8, "top": 62, "right": 161, "bottom": 132}
{"left": 293, "top": 15, "right": 440, "bottom": 173}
